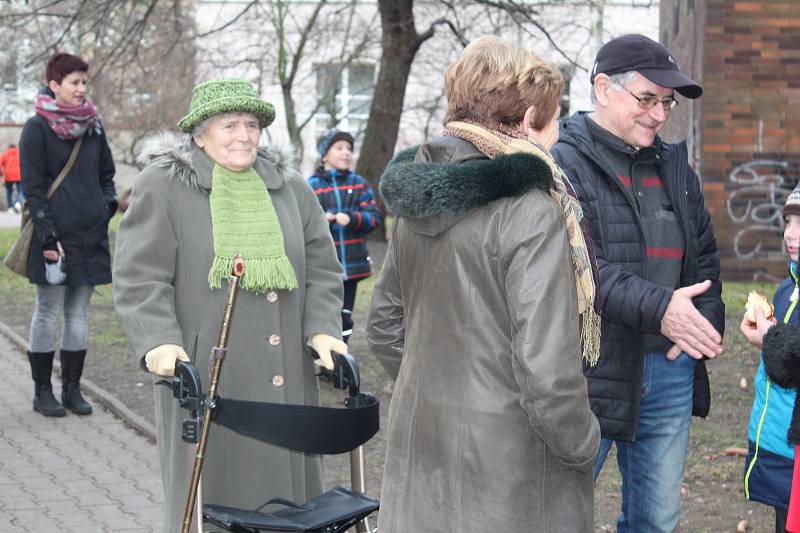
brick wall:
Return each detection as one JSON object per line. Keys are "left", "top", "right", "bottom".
{"left": 702, "top": 0, "right": 800, "bottom": 280}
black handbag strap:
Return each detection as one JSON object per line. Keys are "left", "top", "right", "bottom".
{"left": 47, "top": 136, "right": 82, "bottom": 199}
{"left": 212, "top": 393, "right": 379, "bottom": 455}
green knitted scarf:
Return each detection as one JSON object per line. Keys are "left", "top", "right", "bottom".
{"left": 208, "top": 164, "right": 298, "bottom": 293}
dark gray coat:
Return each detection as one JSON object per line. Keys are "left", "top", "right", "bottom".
{"left": 113, "top": 132, "right": 343, "bottom": 532}
{"left": 367, "top": 137, "right": 600, "bottom": 533}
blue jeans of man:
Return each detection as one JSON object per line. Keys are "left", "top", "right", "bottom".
{"left": 594, "top": 352, "right": 697, "bottom": 533}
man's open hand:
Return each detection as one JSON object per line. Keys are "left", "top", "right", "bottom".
{"left": 660, "top": 280, "right": 723, "bottom": 359}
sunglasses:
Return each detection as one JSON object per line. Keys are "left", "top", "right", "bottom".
{"left": 616, "top": 83, "right": 679, "bottom": 111}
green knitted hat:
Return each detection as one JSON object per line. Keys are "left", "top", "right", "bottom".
{"left": 178, "top": 78, "right": 276, "bottom": 132}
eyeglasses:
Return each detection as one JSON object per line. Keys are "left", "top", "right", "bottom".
{"left": 616, "top": 84, "right": 678, "bottom": 112}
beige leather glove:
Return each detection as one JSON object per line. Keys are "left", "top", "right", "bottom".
{"left": 144, "top": 344, "right": 190, "bottom": 376}
{"left": 310, "top": 334, "right": 348, "bottom": 370}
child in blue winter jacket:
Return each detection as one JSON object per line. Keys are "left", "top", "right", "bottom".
{"left": 740, "top": 183, "right": 800, "bottom": 533}
{"left": 308, "top": 129, "right": 381, "bottom": 343}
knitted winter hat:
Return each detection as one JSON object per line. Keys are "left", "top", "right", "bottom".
{"left": 178, "top": 78, "right": 275, "bottom": 133}
{"left": 785, "top": 181, "right": 800, "bottom": 217}
{"left": 317, "top": 128, "right": 354, "bottom": 159}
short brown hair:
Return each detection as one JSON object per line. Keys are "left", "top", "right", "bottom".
{"left": 443, "top": 36, "right": 564, "bottom": 131}
{"left": 45, "top": 53, "right": 89, "bottom": 84}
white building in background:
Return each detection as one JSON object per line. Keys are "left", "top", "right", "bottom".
{"left": 195, "top": 0, "right": 659, "bottom": 174}
{"left": 0, "top": 1, "right": 659, "bottom": 173}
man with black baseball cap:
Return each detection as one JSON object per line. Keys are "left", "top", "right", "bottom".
{"left": 590, "top": 34, "right": 703, "bottom": 99}
{"left": 552, "top": 34, "right": 724, "bottom": 532}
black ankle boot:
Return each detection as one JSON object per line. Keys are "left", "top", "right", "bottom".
{"left": 28, "top": 351, "right": 66, "bottom": 417}
{"left": 34, "top": 384, "right": 67, "bottom": 417}
{"left": 60, "top": 349, "right": 92, "bottom": 415}
{"left": 62, "top": 382, "right": 92, "bottom": 415}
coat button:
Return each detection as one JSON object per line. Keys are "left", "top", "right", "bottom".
{"left": 266, "top": 291, "right": 278, "bottom": 303}
{"left": 268, "top": 334, "right": 281, "bottom": 346}
{"left": 272, "top": 375, "right": 284, "bottom": 387}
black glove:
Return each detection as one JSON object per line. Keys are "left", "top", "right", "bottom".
{"left": 106, "top": 199, "right": 118, "bottom": 220}
{"left": 41, "top": 238, "right": 59, "bottom": 254}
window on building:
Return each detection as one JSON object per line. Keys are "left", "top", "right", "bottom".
{"left": 314, "top": 63, "right": 375, "bottom": 143}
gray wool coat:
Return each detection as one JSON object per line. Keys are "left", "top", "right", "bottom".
{"left": 367, "top": 137, "right": 600, "bottom": 533}
{"left": 113, "top": 132, "right": 343, "bottom": 532}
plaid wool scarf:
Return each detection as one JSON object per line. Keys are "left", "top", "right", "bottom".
{"left": 443, "top": 120, "right": 601, "bottom": 365}
{"left": 208, "top": 164, "right": 298, "bottom": 294}
{"left": 35, "top": 93, "right": 101, "bottom": 140}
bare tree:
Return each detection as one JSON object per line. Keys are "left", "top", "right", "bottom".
{"left": 2, "top": 0, "right": 656, "bottom": 198}
{"left": 0, "top": 0, "right": 197, "bottom": 163}
{"left": 266, "top": 0, "right": 379, "bottom": 159}
{"left": 2, "top": 0, "right": 381, "bottom": 162}
{"left": 354, "top": 0, "right": 657, "bottom": 241}
{"left": 355, "top": 0, "right": 464, "bottom": 222}
{"left": 188, "top": 0, "right": 381, "bottom": 160}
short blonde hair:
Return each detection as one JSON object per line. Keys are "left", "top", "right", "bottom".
{"left": 443, "top": 36, "right": 564, "bottom": 130}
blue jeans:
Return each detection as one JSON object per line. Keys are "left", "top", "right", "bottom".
{"left": 5, "top": 181, "right": 23, "bottom": 208}
{"left": 29, "top": 284, "right": 94, "bottom": 352}
{"left": 594, "top": 352, "right": 697, "bottom": 533}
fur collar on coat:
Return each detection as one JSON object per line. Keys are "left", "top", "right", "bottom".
{"left": 135, "top": 131, "right": 301, "bottom": 192}
{"left": 762, "top": 322, "right": 800, "bottom": 444}
{"left": 379, "top": 145, "right": 553, "bottom": 218}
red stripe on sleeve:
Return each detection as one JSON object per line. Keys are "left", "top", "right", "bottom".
{"left": 647, "top": 247, "right": 684, "bottom": 259}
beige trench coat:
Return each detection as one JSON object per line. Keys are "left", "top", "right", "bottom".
{"left": 367, "top": 137, "right": 600, "bottom": 532}
{"left": 113, "top": 133, "right": 343, "bottom": 532}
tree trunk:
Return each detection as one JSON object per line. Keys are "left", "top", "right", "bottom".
{"left": 282, "top": 82, "right": 304, "bottom": 160}
{"left": 356, "top": 0, "right": 422, "bottom": 241}
{"left": 590, "top": 0, "right": 605, "bottom": 66}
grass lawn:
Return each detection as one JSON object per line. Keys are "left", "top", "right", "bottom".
{"left": 0, "top": 214, "right": 123, "bottom": 343}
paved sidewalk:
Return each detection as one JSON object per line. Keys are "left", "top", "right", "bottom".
{"left": 0, "top": 209, "right": 21, "bottom": 229}
{"left": 0, "top": 333, "right": 163, "bottom": 532}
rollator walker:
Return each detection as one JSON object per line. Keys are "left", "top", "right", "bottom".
{"left": 158, "top": 257, "right": 380, "bottom": 533}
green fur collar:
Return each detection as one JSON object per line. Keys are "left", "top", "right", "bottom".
{"left": 380, "top": 144, "right": 553, "bottom": 217}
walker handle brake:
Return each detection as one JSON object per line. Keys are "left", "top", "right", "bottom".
{"left": 155, "top": 360, "right": 205, "bottom": 443}
{"left": 318, "top": 351, "right": 361, "bottom": 399}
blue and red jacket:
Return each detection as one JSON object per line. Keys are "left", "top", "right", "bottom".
{"left": 744, "top": 260, "right": 799, "bottom": 510}
{"left": 307, "top": 168, "right": 381, "bottom": 280}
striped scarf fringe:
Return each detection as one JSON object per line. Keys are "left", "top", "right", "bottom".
{"left": 207, "top": 254, "right": 298, "bottom": 293}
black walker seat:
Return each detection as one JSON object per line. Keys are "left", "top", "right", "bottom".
{"left": 163, "top": 353, "right": 380, "bottom": 533}
{"left": 204, "top": 486, "right": 379, "bottom": 533}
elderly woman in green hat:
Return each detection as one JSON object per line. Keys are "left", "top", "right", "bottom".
{"left": 113, "top": 78, "right": 346, "bottom": 531}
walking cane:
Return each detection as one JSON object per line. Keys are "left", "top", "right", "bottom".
{"left": 181, "top": 255, "right": 245, "bottom": 533}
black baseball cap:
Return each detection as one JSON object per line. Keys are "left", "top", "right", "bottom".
{"left": 590, "top": 34, "right": 703, "bottom": 99}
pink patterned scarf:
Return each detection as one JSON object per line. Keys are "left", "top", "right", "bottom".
{"left": 34, "top": 92, "right": 101, "bottom": 140}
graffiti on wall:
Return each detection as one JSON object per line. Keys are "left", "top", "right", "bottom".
{"left": 727, "top": 160, "right": 794, "bottom": 262}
